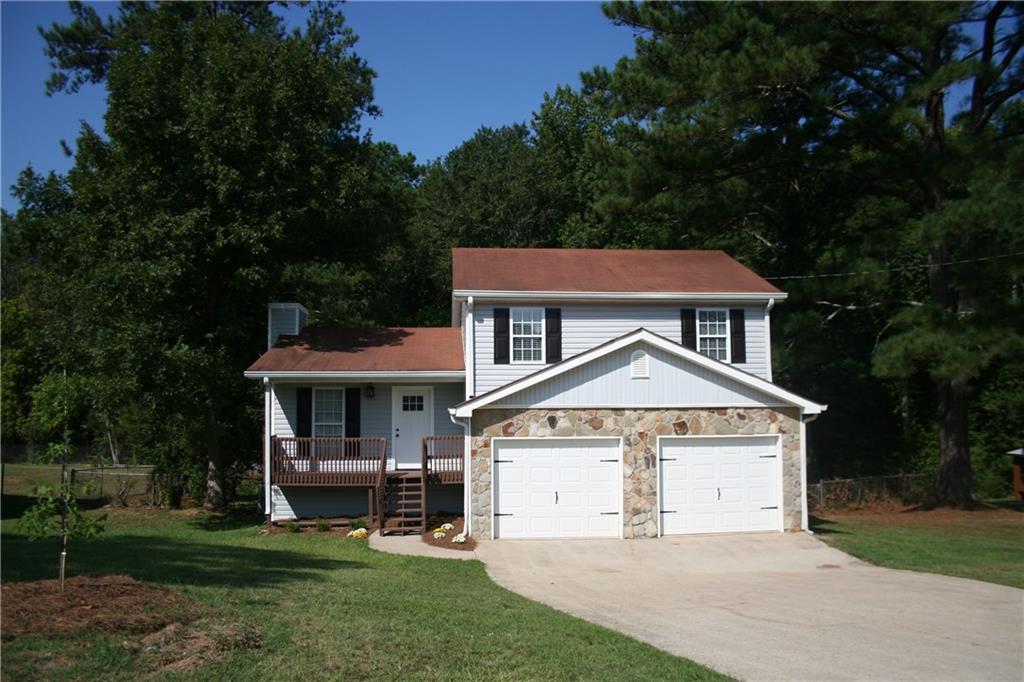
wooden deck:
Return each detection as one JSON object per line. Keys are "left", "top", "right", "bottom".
{"left": 269, "top": 435, "right": 464, "bottom": 533}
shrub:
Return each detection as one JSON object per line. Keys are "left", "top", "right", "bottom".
{"left": 283, "top": 521, "right": 301, "bottom": 533}
{"left": 348, "top": 516, "right": 367, "bottom": 531}
{"left": 314, "top": 517, "right": 331, "bottom": 533}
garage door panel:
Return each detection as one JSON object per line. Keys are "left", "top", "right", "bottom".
{"left": 660, "top": 437, "right": 781, "bottom": 536}
{"left": 494, "top": 439, "right": 620, "bottom": 539}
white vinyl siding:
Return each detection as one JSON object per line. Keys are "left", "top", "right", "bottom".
{"left": 267, "top": 303, "right": 307, "bottom": 348}
{"left": 270, "top": 382, "right": 464, "bottom": 454}
{"left": 271, "top": 482, "right": 463, "bottom": 521}
{"left": 489, "top": 342, "right": 781, "bottom": 408}
{"left": 474, "top": 303, "right": 769, "bottom": 394}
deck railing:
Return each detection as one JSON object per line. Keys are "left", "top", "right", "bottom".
{"left": 422, "top": 435, "right": 465, "bottom": 484}
{"left": 271, "top": 436, "right": 388, "bottom": 487}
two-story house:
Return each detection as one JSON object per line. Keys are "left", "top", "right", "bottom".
{"left": 245, "top": 248, "right": 826, "bottom": 540}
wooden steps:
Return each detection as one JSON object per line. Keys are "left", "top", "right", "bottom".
{"left": 379, "top": 471, "right": 426, "bottom": 536}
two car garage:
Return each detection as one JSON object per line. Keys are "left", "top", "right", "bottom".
{"left": 492, "top": 435, "right": 783, "bottom": 539}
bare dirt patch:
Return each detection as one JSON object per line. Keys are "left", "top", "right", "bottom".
{"left": 1, "top": 575, "right": 198, "bottom": 638}
{"left": 422, "top": 515, "right": 476, "bottom": 551}
{"left": 127, "top": 620, "right": 263, "bottom": 677}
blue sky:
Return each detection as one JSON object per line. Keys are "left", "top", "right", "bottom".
{"left": 1, "top": 1, "right": 636, "bottom": 210}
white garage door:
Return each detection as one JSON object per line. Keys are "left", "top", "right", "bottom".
{"left": 659, "top": 436, "right": 781, "bottom": 535}
{"left": 493, "top": 438, "right": 620, "bottom": 539}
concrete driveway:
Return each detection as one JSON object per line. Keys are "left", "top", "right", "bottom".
{"left": 475, "top": 533, "right": 1023, "bottom": 681}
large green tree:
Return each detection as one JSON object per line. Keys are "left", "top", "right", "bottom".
{"left": 586, "top": 1, "right": 1024, "bottom": 504}
{"left": 14, "top": 1, "right": 402, "bottom": 507}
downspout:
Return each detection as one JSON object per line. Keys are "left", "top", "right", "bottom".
{"left": 765, "top": 298, "right": 775, "bottom": 382}
{"left": 466, "top": 296, "right": 475, "bottom": 400}
{"left": 449, "top": 411, "right": 472, "bottom": 537}
{"left": 800, "top": 411, "right": 819, "bottom": 533}
{"left": 263, "top": 378, "right": 272, "bottom": 524}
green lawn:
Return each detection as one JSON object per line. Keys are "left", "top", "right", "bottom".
{"left": 1, "top": 501, "right": 726, "bottom": 681}
{"left": 813, "top": 503, "right": 1024, "bottom": 589}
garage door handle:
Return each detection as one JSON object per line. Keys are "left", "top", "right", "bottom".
{"left": 717, "top": 487, "right": 721, "bottom": 501}
{"left": 555, "top": 491, "right": 558, "bottom": 504}
{"left": 761, "top": 506, "right": 778, "bottom": 510}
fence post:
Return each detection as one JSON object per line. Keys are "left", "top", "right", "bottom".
{"left": 99, "top": 463, "right": 104, "bottom": 499}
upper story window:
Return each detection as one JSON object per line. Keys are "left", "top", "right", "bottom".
{"left": 698, "top": 309, "right": 730, "bottom": 362}
{"left": 313, "top": 388, "right": 345, "bottom": 437}
{"left": 511, "top": 308, "right": 544, "bottom": 363}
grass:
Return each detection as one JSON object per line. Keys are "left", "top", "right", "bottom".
{"left": 813, "top": 502, "right": 1024, "bottom": 589}
{"left": 1, "top": 500, "right": 727, "bottom": 681}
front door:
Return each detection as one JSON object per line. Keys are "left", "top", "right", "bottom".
{"left": 391, "top": 387, "right": 433, "bottom": 468}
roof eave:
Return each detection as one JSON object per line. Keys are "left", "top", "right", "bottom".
{"left": 244, "top": 370, "right": 465, "bottom": 381}
{"left": 451, "top": 290, "right": 786, "bottom": 302}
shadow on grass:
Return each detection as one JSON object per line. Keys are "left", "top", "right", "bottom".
{"left": 808, "top": 515, "right": 848, "bottom": 535}
{"left": 1, "top": 531, "right": 364, "bottom": 588}
{"left": 189, "top": 504, "right": 265, "bottom": 532}
{"left": 1, "top": 494, "right": 108, "bottom": 521}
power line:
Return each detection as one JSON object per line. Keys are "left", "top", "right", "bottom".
{"left": 765, "top": 251, "right": 1024, "bottom": 280}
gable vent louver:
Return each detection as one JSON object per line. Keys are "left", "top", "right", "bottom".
{"left": 630, "top": 350, "right": 650, "bottom": 379}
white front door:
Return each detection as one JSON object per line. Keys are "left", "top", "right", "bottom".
{"left": 391, "top": 387, "right": 433, "bottom": 468}
{"left": 493, "top": 438, "right": 620, "bottom": 539}
{"left": 659, "top": 436, "right": 781, "bottom": 535}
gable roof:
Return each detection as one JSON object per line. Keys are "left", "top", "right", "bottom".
{"left": 451, "top": 328, "right": 826, "bottom": 417}
{"left": 452, "top": 248, "right": 784, "bottom": 298}
{"left": 244, "top": 327, "right": 464, "bottom": 378}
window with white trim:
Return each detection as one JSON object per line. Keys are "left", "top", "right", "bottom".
{"left": 511, "top": 308, "right": 544, "bottom": 363}
{"left": 697, "top": 309, "right": 730, "bottom": 362}
{"left": 313, "top": 388, "right": 345, "bottom": 436}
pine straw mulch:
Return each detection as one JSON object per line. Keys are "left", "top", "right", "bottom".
{"left": 422, "top": 515, "right": 476, "bottom": 551}
{"left": 2, "top": 575, "right": 262, "bottom": 677}
{"left": 2, "top": 575, "right": 196, "bottom": 638}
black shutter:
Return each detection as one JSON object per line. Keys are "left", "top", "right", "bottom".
{"left": 729, "top": 309, "right": 746, "bottom": 364}
{"left": 545, "top": 308, "right": 562, "bottom": 363}
{"left": 680, "top": 309, "right": 697, "bottom": 350}
{"left": 344, "top": 387, "right": 361, "bottom": 437}
{"left": 494, "top": 307, "right": 510, "bottom": 364}
{"left": 296, "top": 387, "right": 312, "bottom": 438}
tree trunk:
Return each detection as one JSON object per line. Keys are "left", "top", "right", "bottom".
{"left": 204, "top": 410, "right": 227, "bottom": 510}
{"left": 935, "top": 376, "right": 973, "bottom": 507}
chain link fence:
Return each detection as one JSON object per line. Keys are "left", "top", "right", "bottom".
{"left": 808, "top": 473, "right": 934, "bottom": 511}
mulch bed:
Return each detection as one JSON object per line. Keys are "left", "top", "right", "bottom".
{"left": 820, "top": 503, "right": 1023, "bottom": 529}
{"left": 422, "top": 515, "right": 476, "bottom": 551}
{"left": 1, "top": 575, "right": 199, "bottom": 638}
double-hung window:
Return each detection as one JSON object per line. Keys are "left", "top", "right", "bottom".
{"left": 511, "top": 308, "right": 544, "bottom": 363}
{"left": 697, "top": 309, "right": 730, "bottom": 362}
{"left": 313, "top": 388, "right": 345, "bottom": 437}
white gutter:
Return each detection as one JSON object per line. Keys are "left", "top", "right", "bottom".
{"left": 449, "top": 412, "right": 473, "bottom": 537}
{"left": 800, "top": 412, "right": 820, "bottom": 533}
{"left": 244, "top": 371, "right": 465, "bottom": 381}
{"left": 452, "top": 290, "right": 787, "bottom": 302}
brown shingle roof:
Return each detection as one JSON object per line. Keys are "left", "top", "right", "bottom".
{"left": 246, "top": 327, "right": 464, "bottom": 373}
{"left": 452, "top": 248, "right": 782, "bottom": 294}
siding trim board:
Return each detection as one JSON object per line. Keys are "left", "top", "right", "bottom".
{"left": 453, "top": 328, "right": 827, "bottom": 417}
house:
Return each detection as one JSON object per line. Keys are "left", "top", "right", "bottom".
{"left": 244, "top": 248, "right": 827, "bottom": 539}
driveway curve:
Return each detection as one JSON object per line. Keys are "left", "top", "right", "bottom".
{"left": 475, "top": 533, "right": 1023, "bottom": 681}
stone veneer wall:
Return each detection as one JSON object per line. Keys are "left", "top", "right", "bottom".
{"left": 470, "top": 407, "right": 802, "bottom": 539}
